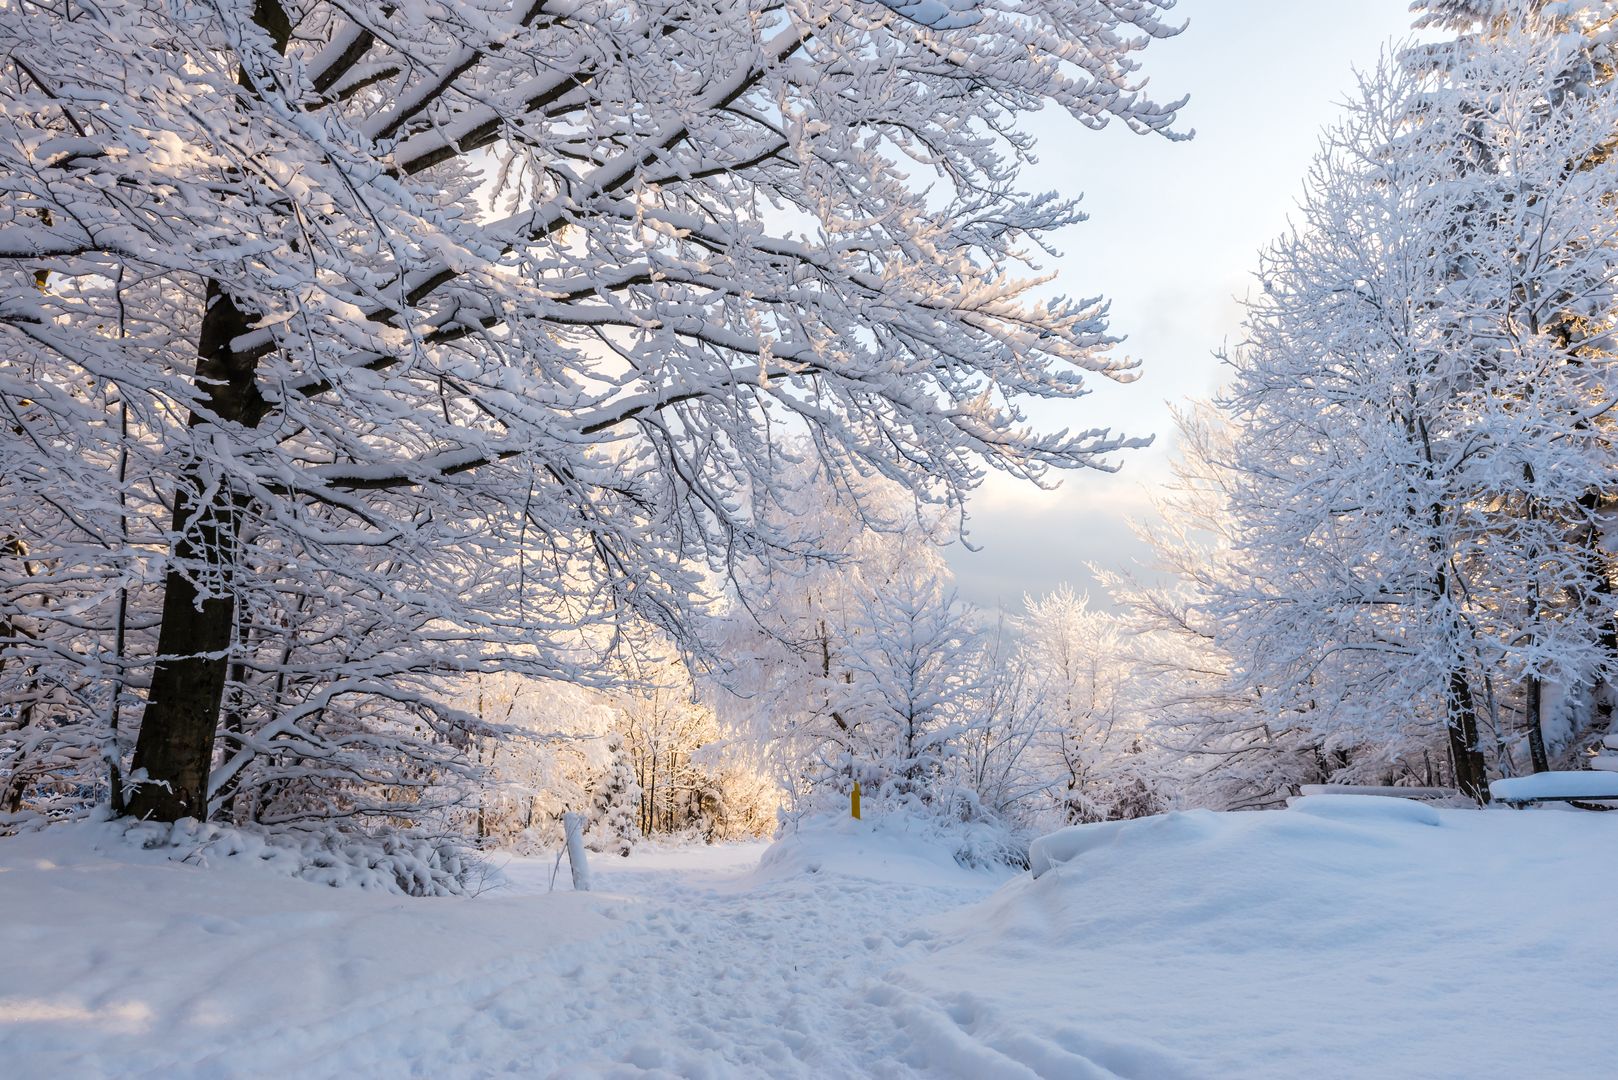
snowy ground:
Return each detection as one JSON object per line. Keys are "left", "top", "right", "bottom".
{"left": 2, "top": 802, "right": 1612, "bottom": 1078}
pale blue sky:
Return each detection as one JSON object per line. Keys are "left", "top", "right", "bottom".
{"left": 945, "top": 0, "right": 1422, "bottom": 610}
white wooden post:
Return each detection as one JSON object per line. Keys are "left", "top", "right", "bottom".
{"left": 563, "top": 811, "right": 591, "bottom": 891}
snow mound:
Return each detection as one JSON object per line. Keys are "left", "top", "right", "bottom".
{"left": 1285, "top": 792, "right": 1443, "bottom": 826}
{"left": 1030, "top": 798, "right": 1444, "bottom": 880}
{"left": 1028, "top": 810, "right": 1221, "bottom": 879}
{"left": 0, "top": 821, "right": 621, "bottom": 1077}
{"left": 757, "top": 813, "right": 1017, "bottom": 889}
{"left": 1490, "top": 770, "right": 1618, "bottom": 801}
{"left": 899, "top": 803, "right": 1618, "bottom": 1078}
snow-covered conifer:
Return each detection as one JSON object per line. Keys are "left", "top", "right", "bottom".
{"left": 586, "top": 735, "right": 641, "bottom": 856}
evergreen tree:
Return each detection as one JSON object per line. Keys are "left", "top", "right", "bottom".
{"left": 587, "top": 736, "right": 641, "bottom": 857}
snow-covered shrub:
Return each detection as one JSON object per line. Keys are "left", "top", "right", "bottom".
{"left": 586, "top": 737, "right": 641, "bottom": 857}
{"left": 769, "top": 805, "right": 1029, "bottom": 875}
{"left": 124, "top": 817, "right": 491, "bottom": 897}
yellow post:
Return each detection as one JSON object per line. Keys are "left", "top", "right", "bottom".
{"left": 851, "top": 781, "right": 861, "bottom": 820}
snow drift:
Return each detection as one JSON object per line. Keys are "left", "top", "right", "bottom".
{"left": 899, "top": 799, "right": 1615, "bottom": 1078}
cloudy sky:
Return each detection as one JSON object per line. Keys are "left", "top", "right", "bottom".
{"left": 944, "top": 0, "right": 1424, "bottom": 611}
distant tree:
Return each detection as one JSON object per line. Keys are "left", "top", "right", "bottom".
{"left": 839, "top": 568, "right": 982, "bottom": 807}
{"left": 1100, "top": 404, "right": 1362, "bottom": 809}
{"left": 615, "top": 659, "right": 726, "bottom": 839}
{"left": 1017, "top": 585, "right": 1164, "bottom": 821}
{"left": 586, "top": 735, "right": 641, "bottom": 857}
{"left": 713, "top": 463, "right": 1048, "bottom": 828}
{"left": 953, "top": 616, "right": 1052, "bottom": 825}
{"left": 457, "top": 673, "right": 616, "bottom": 850}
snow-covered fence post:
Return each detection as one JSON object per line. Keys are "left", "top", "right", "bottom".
{"left": 563, "top": 812, "right": 591, "bottom": 892}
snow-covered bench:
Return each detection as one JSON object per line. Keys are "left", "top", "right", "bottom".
{"left": 1489, "top": 771, "right": 1618, "bottom": 808}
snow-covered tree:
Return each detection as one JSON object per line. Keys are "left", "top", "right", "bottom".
{"left": 711, "top": 464, "right": 964, "bottom": 812}
{"left": 585, "top": 735, "right": 641, "bottom": 856}
{"left": 0, "top": 0, "right": 1184, "bottom": 828}
{"left": 1216, "top": 15, "right": 1618, "bottom": 798}
{"left": 1016, "top": 585, "right": 1164, "bottom": 822}
{"left": 838, "top": 569, "right": 983, "bottom": 807}
{"left": 712, "top": 460, "right": 1101, "bottom": 845}
{"left": 952, "top": 616, "right": 1052, "bottom": 825}
{"left": 1100, "top": 404, "right": 1353, "bottom": 809}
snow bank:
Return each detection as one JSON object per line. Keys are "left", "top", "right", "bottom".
{"left": 757, "top": 813, "right": 1017, "bottom": 889}
{"left": 1490, "top": 770, "right": 1618, "bottom": 801}
{"left": 0, "top": 822, "right": 621, "bottom": 1077}
{"left": 1285, "top": 792, "right": 1443, "bottom": 825}
{"left": 1028, "top": 810, "right": 1220, "bottom": 879}
{"left": 894, "top": 802, "right": 1618, "bottom": 1078}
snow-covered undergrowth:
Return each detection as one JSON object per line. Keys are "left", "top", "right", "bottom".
{"left": 2, "top": 800, "right": 1612, "bottom": 1077}
{"left": 764, "top": 810, "right": 1029, "bottom": 881}
{"left": 4, "top": 812, "right": 488, "bottom": 896}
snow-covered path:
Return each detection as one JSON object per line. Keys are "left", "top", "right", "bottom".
{"left": 484, "top": 836, "right": 1008, "bottom": 1077}
{"left": 0, "top": 821, "right": 1021, "bottom": 1079}
{"left": 6, "top": 803, "right": 1617, "bottom": 1078}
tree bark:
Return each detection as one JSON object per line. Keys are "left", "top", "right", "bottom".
{"left": 1524, "top": 676, "right": 1550, "bottom": 774}
{"left": 124, "top": 287, "right": 267, "bottom": 821}
{"left": 1446, "top": 670, "right": 1490, "bottom": 803}
{"left": 1519, "top": 473, "right": 1551, "bottom": 775}
{"left": 1576, "top": 489, "right": 1618, "bottom": 727}
{"left": 119, "top": 0, "right": 294, "bottom": 824}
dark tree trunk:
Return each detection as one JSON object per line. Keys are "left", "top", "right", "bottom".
{"left": 1446, "top": 670, "right": 1490, "bottom": 803}
{"left": 1518, "top": 475, "right": 1551, "bottom": 775}
{"left": 1576, "top": 489, "right": 1618, "bottom": 727}
{"left": 123, "top": 497, "right": 242, "bottom": 820}
{"left": 1524, "top": 676, "right": 1550, "bottom": 774}
{"left": 1588, "top": 561, "right": 1618, "bottom": 727}
{"left": 124, "top": 287, "right": 268, "bottom": 821}
{"left": 120, "top": 0, "right": 292, "bottom": 824}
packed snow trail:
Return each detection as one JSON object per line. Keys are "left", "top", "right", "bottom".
{"left": 498, "top": 836, "right": 1010, "bottom": 1078}
{"left": 0, "top": 819, "right": 1047, "bottom": 1079}
{"left": 506, "top": 838, "right": 1182, "bottom": 1080}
